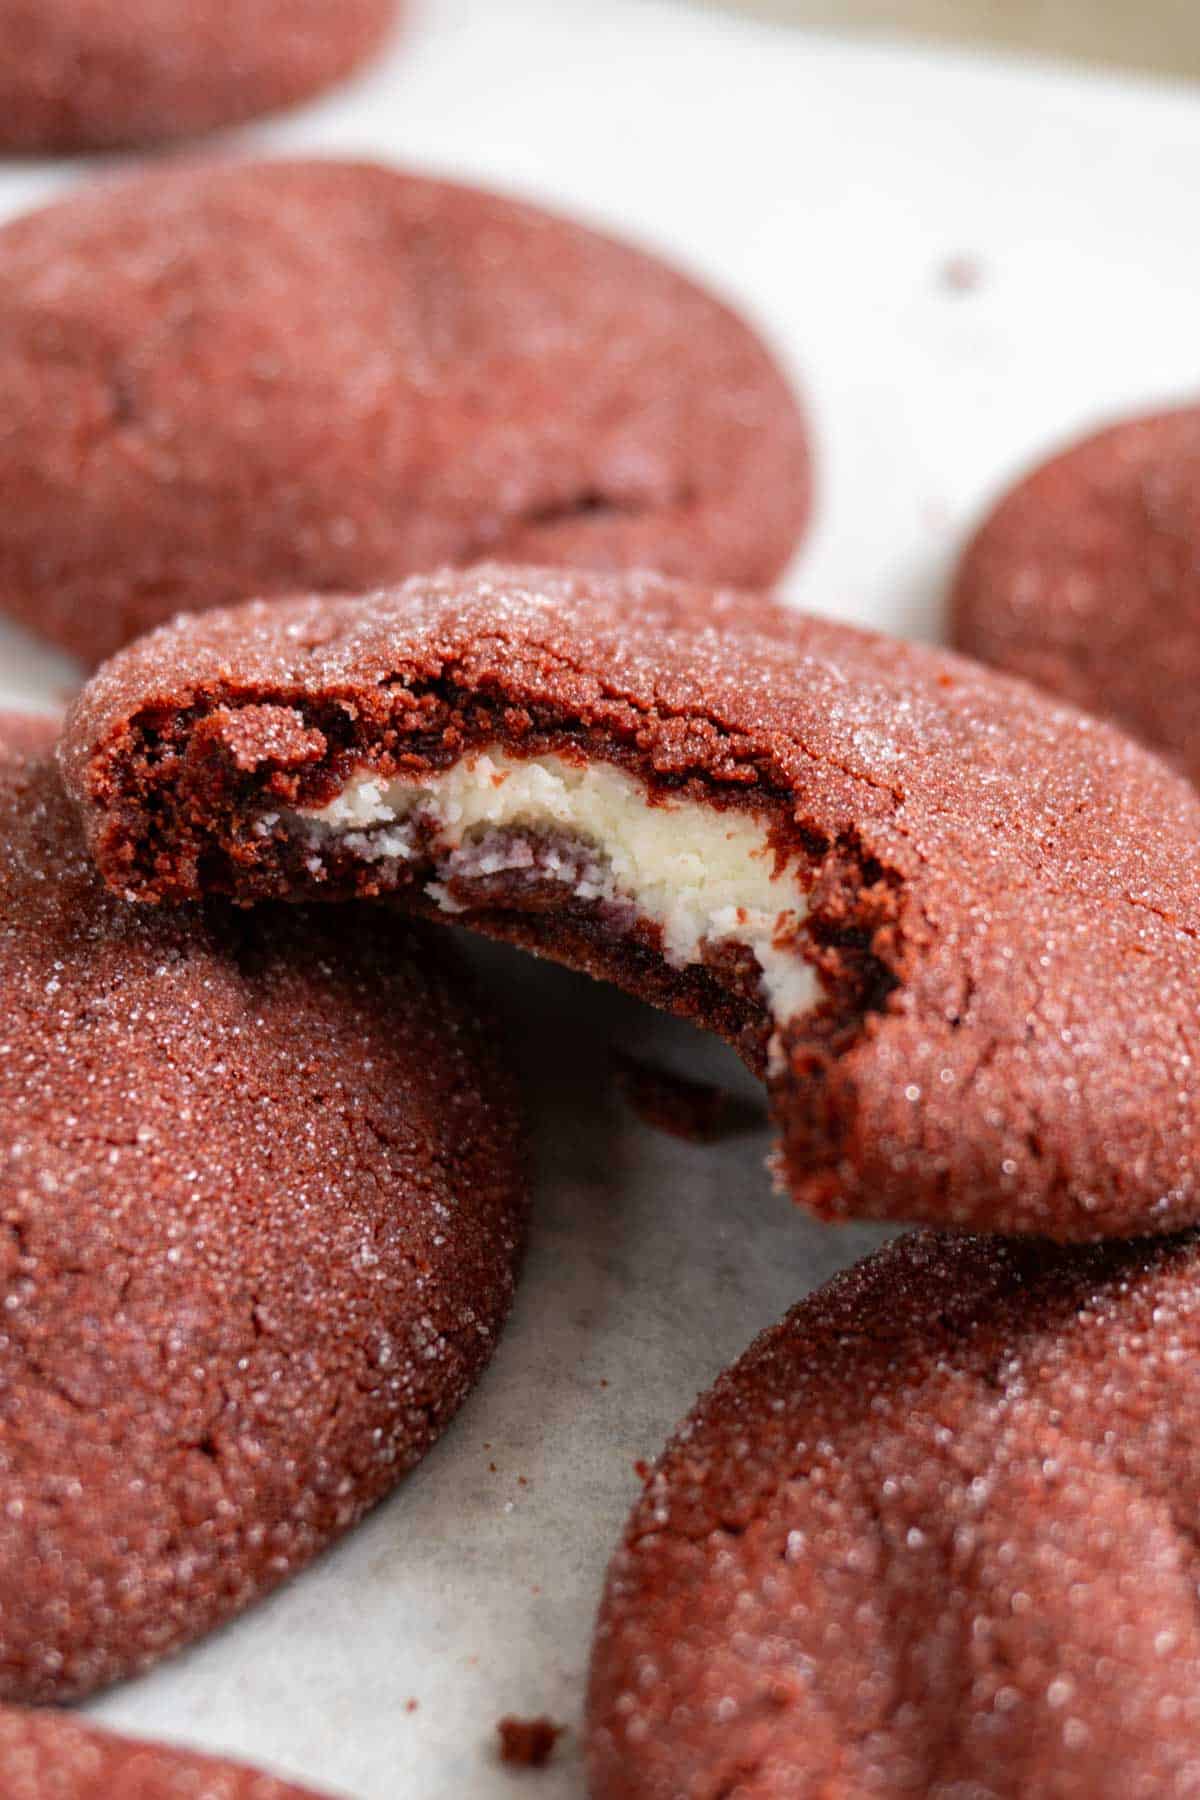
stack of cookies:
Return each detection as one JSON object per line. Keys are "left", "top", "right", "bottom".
{"left": 2, "top": 8, "right": 1199, "bottom": 1797}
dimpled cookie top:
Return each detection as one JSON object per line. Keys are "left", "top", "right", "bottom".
{"left": 0, "top": 718, "right": 527, "bottom": 1702}
{"left": 0, "top": 159, "right": 809, "bottom": 664}
{"left": 953, "top": 407, "right": 1200, "bottom": 788}
{"left": 61, "top": 565, "right": 1200, "bottom": 1241}
{"left": 589, "top": 1230, "right": 1200, "bottom": 1800}
{"left": 0, "top": 0, "right": 398, "bottom": 151}
{"left": 0, "top": 1704, "right": 331, "bottom": 1798}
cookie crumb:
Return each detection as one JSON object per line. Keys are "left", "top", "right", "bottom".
{"left": 612, "top": 1052, "right": 764, "bottom": 1143}
{"left": 497, "top": 1717, "right": 565, "bottom": 1769}
{"left": 939, "top": 253, "right": 984, "bottom": 294}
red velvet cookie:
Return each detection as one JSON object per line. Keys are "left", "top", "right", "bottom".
{"left": 588, "top": 1229, "right": 1200, "bottom": 1800}
{"left": 0, "top": 1705, "right": 329, "bottom": 1798}
{"left": 0, "top": 1, "right": 397, "bottom": 152}
{"left": 60, "top": 564, "right": 1200, "bottom": 1241}
{"left": 952, "top": 407, "right": 1200, "bottom": 785}
{"left": 0, "top": 158, "right": 810, "bottom": 666}
{"left": 0, "top": 715, "right": 527, "bottom": 1702}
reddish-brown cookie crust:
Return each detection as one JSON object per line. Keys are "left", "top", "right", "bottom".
{"left": 952, "top": 407, "right": 1200, "bottom": 785}
{"left": 0, "top": 720, "right": 527, "bottom": 1703}
{"left": 0, "top": 1, "right": 397, "bottom": 152}
{"left": 588, "top": 1229, "right": 1200, "bottom": 1800}
{"left": 61, "top": 565, "right": 1200, "bottom": 1242}
{"left": 0, "top": 159, "right": 809, "bottom": 667}
{"left": 0, "top": 1705, "right": 329, "bottom": 1798}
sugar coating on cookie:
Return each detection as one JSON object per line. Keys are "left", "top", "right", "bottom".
{"left": 0, "top": 0, "right": 398, "bottom": 152}
{"left": 0, "top": 717, "right": 527, "bottom": 1702}
{"left": 952, "top": 407, "right": 1200, "bottom": 785}
{"left": 60, "top": 564, "right": 1200, "bottom": 1241}
{"left": 588, "top": 1230, "right": 1200, "bottom": 1800}
{"left": 0, "top": 158, "right": 810, "bottom": 666}
{"left": 0, "top": 1704, "right": 329, "bottom": 1798}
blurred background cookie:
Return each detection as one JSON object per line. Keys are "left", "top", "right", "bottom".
{"left": 0, "top": 157, "right": 810, "bottom": 666}
{"left": 0, "top": 0, "right": 399, "bottom": 153}
{"left": 952, "top": 407, "right": 1200, "bottom": 787}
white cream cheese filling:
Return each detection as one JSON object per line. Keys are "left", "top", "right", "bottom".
{"left": 294, "top": 750, "right": 819, "bottom": 1021}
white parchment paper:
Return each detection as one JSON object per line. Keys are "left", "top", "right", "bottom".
{"left": 2, "top": 1, "right": 1200, "bottom": 1791}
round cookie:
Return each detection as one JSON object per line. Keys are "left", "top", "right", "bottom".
{"left": 0, "top": 158, "right": 810, "bottom": 666}
{"left": 588, "top": 1229, "right": 1200, "bottom": 1800}
{"left": 0, "top": 1, "right": 398, "bottom": 153}
{"left": 0, "top": 1705, "right": 330, "bottom": 1798}
{"left": 0, "top": 717, "right": 527, "bottom": 1702}
{"left": 952, "top": 407, "right": 1200, "bottom": 785}
{"left": 60, "top": 564, "right": 1200, "bottom": 1241}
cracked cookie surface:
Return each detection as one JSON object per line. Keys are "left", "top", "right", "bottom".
{"left": 0, "top": 0, "right": 398, "bottom": 151}
{"left": 60, "top": 565, "right": 1200, "bottom": 1240}
{"left": 588, "top": 1229, "right": 1200, "bottom": 1800}
{"left": 0, "top": 715, "right": 527, "bottom": 1702}
{"left": 0, "top": 158, "right": 809, "bottom": 665}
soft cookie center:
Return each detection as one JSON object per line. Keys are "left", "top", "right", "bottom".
{"left": 293, "top": 750, "right": 818, "bottom": 1020}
